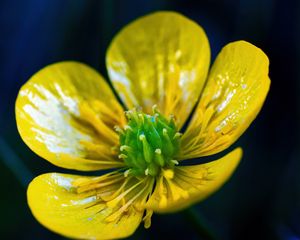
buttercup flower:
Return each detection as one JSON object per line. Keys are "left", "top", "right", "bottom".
{"left": 16, "top": 11, "right": 270, "bottom": 239}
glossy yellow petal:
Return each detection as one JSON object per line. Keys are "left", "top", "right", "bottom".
{"left": 16, "top": 62, "right": 126, "bottom": 171}
{"left": 180, "top": 41, "right": 270, "bottom": 159}
{"left": 27, "top": 172, "right": 144, "bottom": 239}
{"left": 146, "top": 148, "right": 242, "bottom": 213}
{"left": 106, "top": 11, "right": 210, "bottom": 128}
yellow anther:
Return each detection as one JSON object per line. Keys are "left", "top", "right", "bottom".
{"left": 143, "top": 209, "right": 153, "bottom": 229}
{"left": 152, "top": 104, "right": 158, "bottom": 113}
{"left": 162, "top": 169, "right": 174, "bottom": 179}
{"left": 159, "top": 195, "right": 167, "bottom": 208}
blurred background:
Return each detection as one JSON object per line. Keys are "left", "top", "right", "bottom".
{"left": 0, "top": 0, "right": 299, "bottom": 239}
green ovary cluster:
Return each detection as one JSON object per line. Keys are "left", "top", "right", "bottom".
{"left": 118, "top": 107, "right": 182, "bottom": 177}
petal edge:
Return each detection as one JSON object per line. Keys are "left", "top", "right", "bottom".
{"left": 106, "top": 11, "right": 210, "bottom": 128}
{"left": 181, "top": 41, "right": 270, "bottom": 159}
{"left": 27, "top": 173, "right": 143, "bottom": 239}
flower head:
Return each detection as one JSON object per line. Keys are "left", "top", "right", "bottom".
{"left": 16, "top": 11, "right": 270, "bottom": 239}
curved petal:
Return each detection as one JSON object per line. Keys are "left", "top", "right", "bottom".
{"left": 106, "top": 11, "right": 210, "bottom": 128}
{"left": 146, "top": 148, "right": 242, "bottom": 213}
{"left": 27, "top": 172, "right": 144, "bottom": 239}
{"left": 180, "top": 41, "right": 270, "bottom": 159}
{"left": 16, "top": 62, "right": 126, "bottom": 171}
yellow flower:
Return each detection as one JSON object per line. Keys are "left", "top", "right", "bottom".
{"left": 16, "top": 11, "right": 270, "bottom": 239}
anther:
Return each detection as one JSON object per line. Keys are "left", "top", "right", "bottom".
{"left": 162, "top": 169, "right": 174, "bottom": 179}
{"left": 124, "top": 169, "right": 131, "bottom": 177}
{"left": 152, "top": 104, "right": 158, "bottom": 113}
{"left": 173, "top": 132, "right": 182, "bottom": 140}
{"left": 125, "top": 110, "right": 131, "bottom": 117}
{"left": 171, "top": 160, "right": 179, "bottom": 165}
{"left": 118, "top": 154, "right": 128, "bottom": 159}
{"left": 120, "top": 145, "right": 132, "bottom": 152}
{"left": 114, "top": 126, "right": 124, "bottom": 134}
{"left": 145, "top": 168, "right": 149, "bottom": 176}
{"left": 110, "top": 146, "right": 118, "bottom": 154}
{"left": 124, "top": 125, "right": 133, "bottom": 131}
{"left": 169, "top": 114, "right": 175, "bottom": 119}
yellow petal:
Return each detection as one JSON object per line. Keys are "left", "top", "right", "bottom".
{"left": 27, "top": 173, "right": 144, "bottom": 239}
{"left": 146, "top": 148, "right": 242, "bottom": 213}
{"left": 180, "top": 41, "right": 270, "bottom": 159}
{"left": 106, "top": 11, "right": 210, "bottom": 128}
{"left": 16, "top": 61, "right": 126, "bottom": 171}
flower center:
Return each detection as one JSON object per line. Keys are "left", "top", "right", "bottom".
{"left": 117, "top": 106, "right": 182, "bottom": 177}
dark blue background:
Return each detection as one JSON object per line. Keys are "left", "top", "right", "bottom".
{"left": 0, "top": 0, "right": 299, "bottom": 239}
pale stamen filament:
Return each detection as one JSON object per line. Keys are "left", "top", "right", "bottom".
{"left": 106, "top": 178, "right": 146, "bottom": 208}
{"left": 105, "top": 179, "right": 152, "bottom": 222}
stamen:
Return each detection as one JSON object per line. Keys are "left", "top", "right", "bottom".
{"left": 173, "top": 132, "right": 182, "bottom": 140}
{"left": 105, "top": 179, "right": 150, "bottom": 222}
{"left": 124, "top": 125, "right": 133, "bottom": 131}
{"left": 114, "top": 125, "right": 124, "bottom": 134}
{"left": 120, "top": 145, "right": 132, "bottom": 152}
{"left": 152, "top": 104, "right": 158, "bottom": 113}
{"left": 118, "top": 154, "right": 128, "bottom": 159}
{"left": 106, "top": 179, "right": 144, "bottom": 208}
{"left": 80, "top": 140, "right": 116, "bottom": 159}
{"left": 171, "top": 160, "right": 179, "bottom": 165}
{"left": 72, "top": 172, "right": 124, "bottom": 194}
{"left": 79, "top": 102, "right": 119, "bottom": 144}
{"left": 165, "top": 177, "right": 189, "bottom": 201}
{"left": 157, "top": 177, "right": 168, "bottom": 208}
{"left": 162, "top": 169, "right": 174, "bottom": 179}
{"left": 143, "top": 209, "right": 154, "bottom": 228}
{"left": 124, "top": 169, "right": 131, "bottom": 177}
